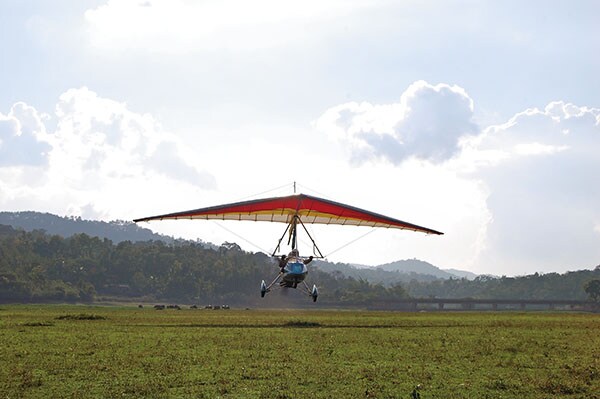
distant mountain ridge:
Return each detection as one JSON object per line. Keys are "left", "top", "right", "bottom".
{"left": 314, "top": 258, "right": 478, "bottom": 286}
{"left": 0, "top": 211, "right": 176, "bottom": 244}
{"left": 376, "top": 259, "right": 478, "bottom": 280}
{"left": 377, "top": 259, "right": 456, "bottom": 279}
{"left": 443, "top": 268, "right": 479, "bottom": 280}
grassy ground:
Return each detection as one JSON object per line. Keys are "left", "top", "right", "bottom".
{"left": 0, "top": 305, "right": 598, "bottom": 398}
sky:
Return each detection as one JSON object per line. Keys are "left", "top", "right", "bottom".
{"left": 1, "top": 0, "right": 599, "bottom": 276}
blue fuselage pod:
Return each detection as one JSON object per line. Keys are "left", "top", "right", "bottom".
{"left": 282, "top": 258, "right": 308, "bottom": 286}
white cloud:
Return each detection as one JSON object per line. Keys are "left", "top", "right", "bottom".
{"left": 49, "top": 87, "right": 215, "bottom": 188}
{"left": 470, "top": 101, "right": 600, "bottom": 275}
{"left": 513, "top": 142, "right": 569, "bottom": 156}
{"left": 0, "top": 102, "right": 51, "bottom": 166}
{"left": 317, "top": 81, "right": 600, "bottom": 275}
{"left": 312, "top": 81, "right": 491, "bottom": 270}
{"left": 0, "top": 88, "right": 215, "bottom": 219}
{"left": 315, "top": 80, "right": 478, "bottom": 164}
{"left": 148, "top": 141, "right": 215, "bottom": 187}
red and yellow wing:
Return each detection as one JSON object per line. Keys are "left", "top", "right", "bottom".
{"left": 134, "top": 194, "right": 443, "bottom": 235}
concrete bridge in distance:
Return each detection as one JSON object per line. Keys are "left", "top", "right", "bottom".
{"left": 369, "top": 298, "right": 598, "bottom": 312}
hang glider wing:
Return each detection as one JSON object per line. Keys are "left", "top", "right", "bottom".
{"left": 134, "top": 194, "right": 443, "bottom": 235}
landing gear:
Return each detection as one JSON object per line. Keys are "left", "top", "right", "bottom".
{"left": 260, "top": 273, "right": 283, "bottom": 298}
{"left": 300, "top": 281, "right": 318, "bottom": 302}
{"left": 261, "top": 275, "right": 318, "bottom": 303}
{"left": 260, "top": 280, "right": 267, "bottom": 298}
{"left": 311, "top": 284, "right": 318, "bottom": 302}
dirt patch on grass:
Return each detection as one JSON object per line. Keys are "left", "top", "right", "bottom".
{"left": 22, "top": 321, "right": 54, "bottom": 327}
{"left": 283, "top": 320, "right": 322, "bottom": 328}
{"left": 56, "top": 314, "right": 106, "bottom": 320}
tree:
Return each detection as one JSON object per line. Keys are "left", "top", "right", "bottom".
{"left": 584, "top": 279, "right": 600, "bottom": 302}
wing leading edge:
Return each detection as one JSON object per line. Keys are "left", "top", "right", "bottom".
{"left": 134, "top": 194, "right": 443, "bottom": 235}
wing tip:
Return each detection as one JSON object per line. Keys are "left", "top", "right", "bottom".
{"left": 427, "top": 229, "right": 444, "bottom": 236}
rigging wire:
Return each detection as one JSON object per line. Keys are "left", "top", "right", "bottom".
{"left": 209, "top": 182, "right": 294, "bottom": 256}
{"left": 293, "top": 212, "right": 380, "bottom": 259}
{"left": 295, "top": 182, "right": 333, "bottom": 200}
{"left": 233, "top": 181, "right": 334, "bottom": 203}
{"left": 234, "top": 182, "right": 294, "bottom": 202}
{"left": 296, "top": 236, "right": 321, "bottom": 257}
{"left": 211, "top": 220, "right": 272, "bottom": 254}
{"left": 323, "top": 228, "right": 378, "bottom": 258}
{"left": 203, "top": 183, "right": 389, "bottom": 259}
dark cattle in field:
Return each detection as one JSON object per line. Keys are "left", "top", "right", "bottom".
{"left": 190, "top": 305, "right": 198, "bottom": 309}
{"left": 154, "top": 305, "right": 165, "bottom": 310}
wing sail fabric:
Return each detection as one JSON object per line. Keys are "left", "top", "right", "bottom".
{"left": 134, "top": 194, "right": 443, "bottom": 235}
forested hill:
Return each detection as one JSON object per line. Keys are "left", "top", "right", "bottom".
{"left": 0, "top": 225, "right": 410, "bottom": 305}
{"left": 0, "top": 214, "right": 598, "bottom": 305}
{"left": 1, "top": 211, "right": 477, "bottom": 282}
{"left": 0, "top": 211, "right": 178, "bottom": 244}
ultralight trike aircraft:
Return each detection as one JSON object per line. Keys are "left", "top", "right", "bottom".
{"left": 134, "top": 191, "right": 443, "bottom": 302}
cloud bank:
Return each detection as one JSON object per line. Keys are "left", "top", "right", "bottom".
{"left": 316, "top": 81, "right": 478, "bottom": 164}
{"left": 318, "top": 81, "right": 600, "bottom": 274}
{"left": 0, "top": 88, "right": 215, "bottom": 219}
{"left": 469, "top": 102, "right": 600, "bottom": 274}
{"left": 0, "top": 102, "right": 51, "bottom": 167}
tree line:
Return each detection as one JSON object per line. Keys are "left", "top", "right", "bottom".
{"left": 1, "top": 224, "right": 598, "bottom": 305}
{"left": 404, "top": 268, "right": 600, "bottom": 301}
{"left": 0, "top": 225, "right": 409, "bottom": 305}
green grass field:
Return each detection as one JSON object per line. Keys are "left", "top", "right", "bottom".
{"left": 1, "top": 305, "right": 598, "bottom": 398}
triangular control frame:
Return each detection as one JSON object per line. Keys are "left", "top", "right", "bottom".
{"left": 271, "top": 215, "right": 324, "bottom": 258}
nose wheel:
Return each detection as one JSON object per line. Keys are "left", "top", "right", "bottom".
{"left": 260, "top": 274, "right": 283, "bottom": 298}
{"left": 299, "top": 281, "right": 318, "bottom": 302}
